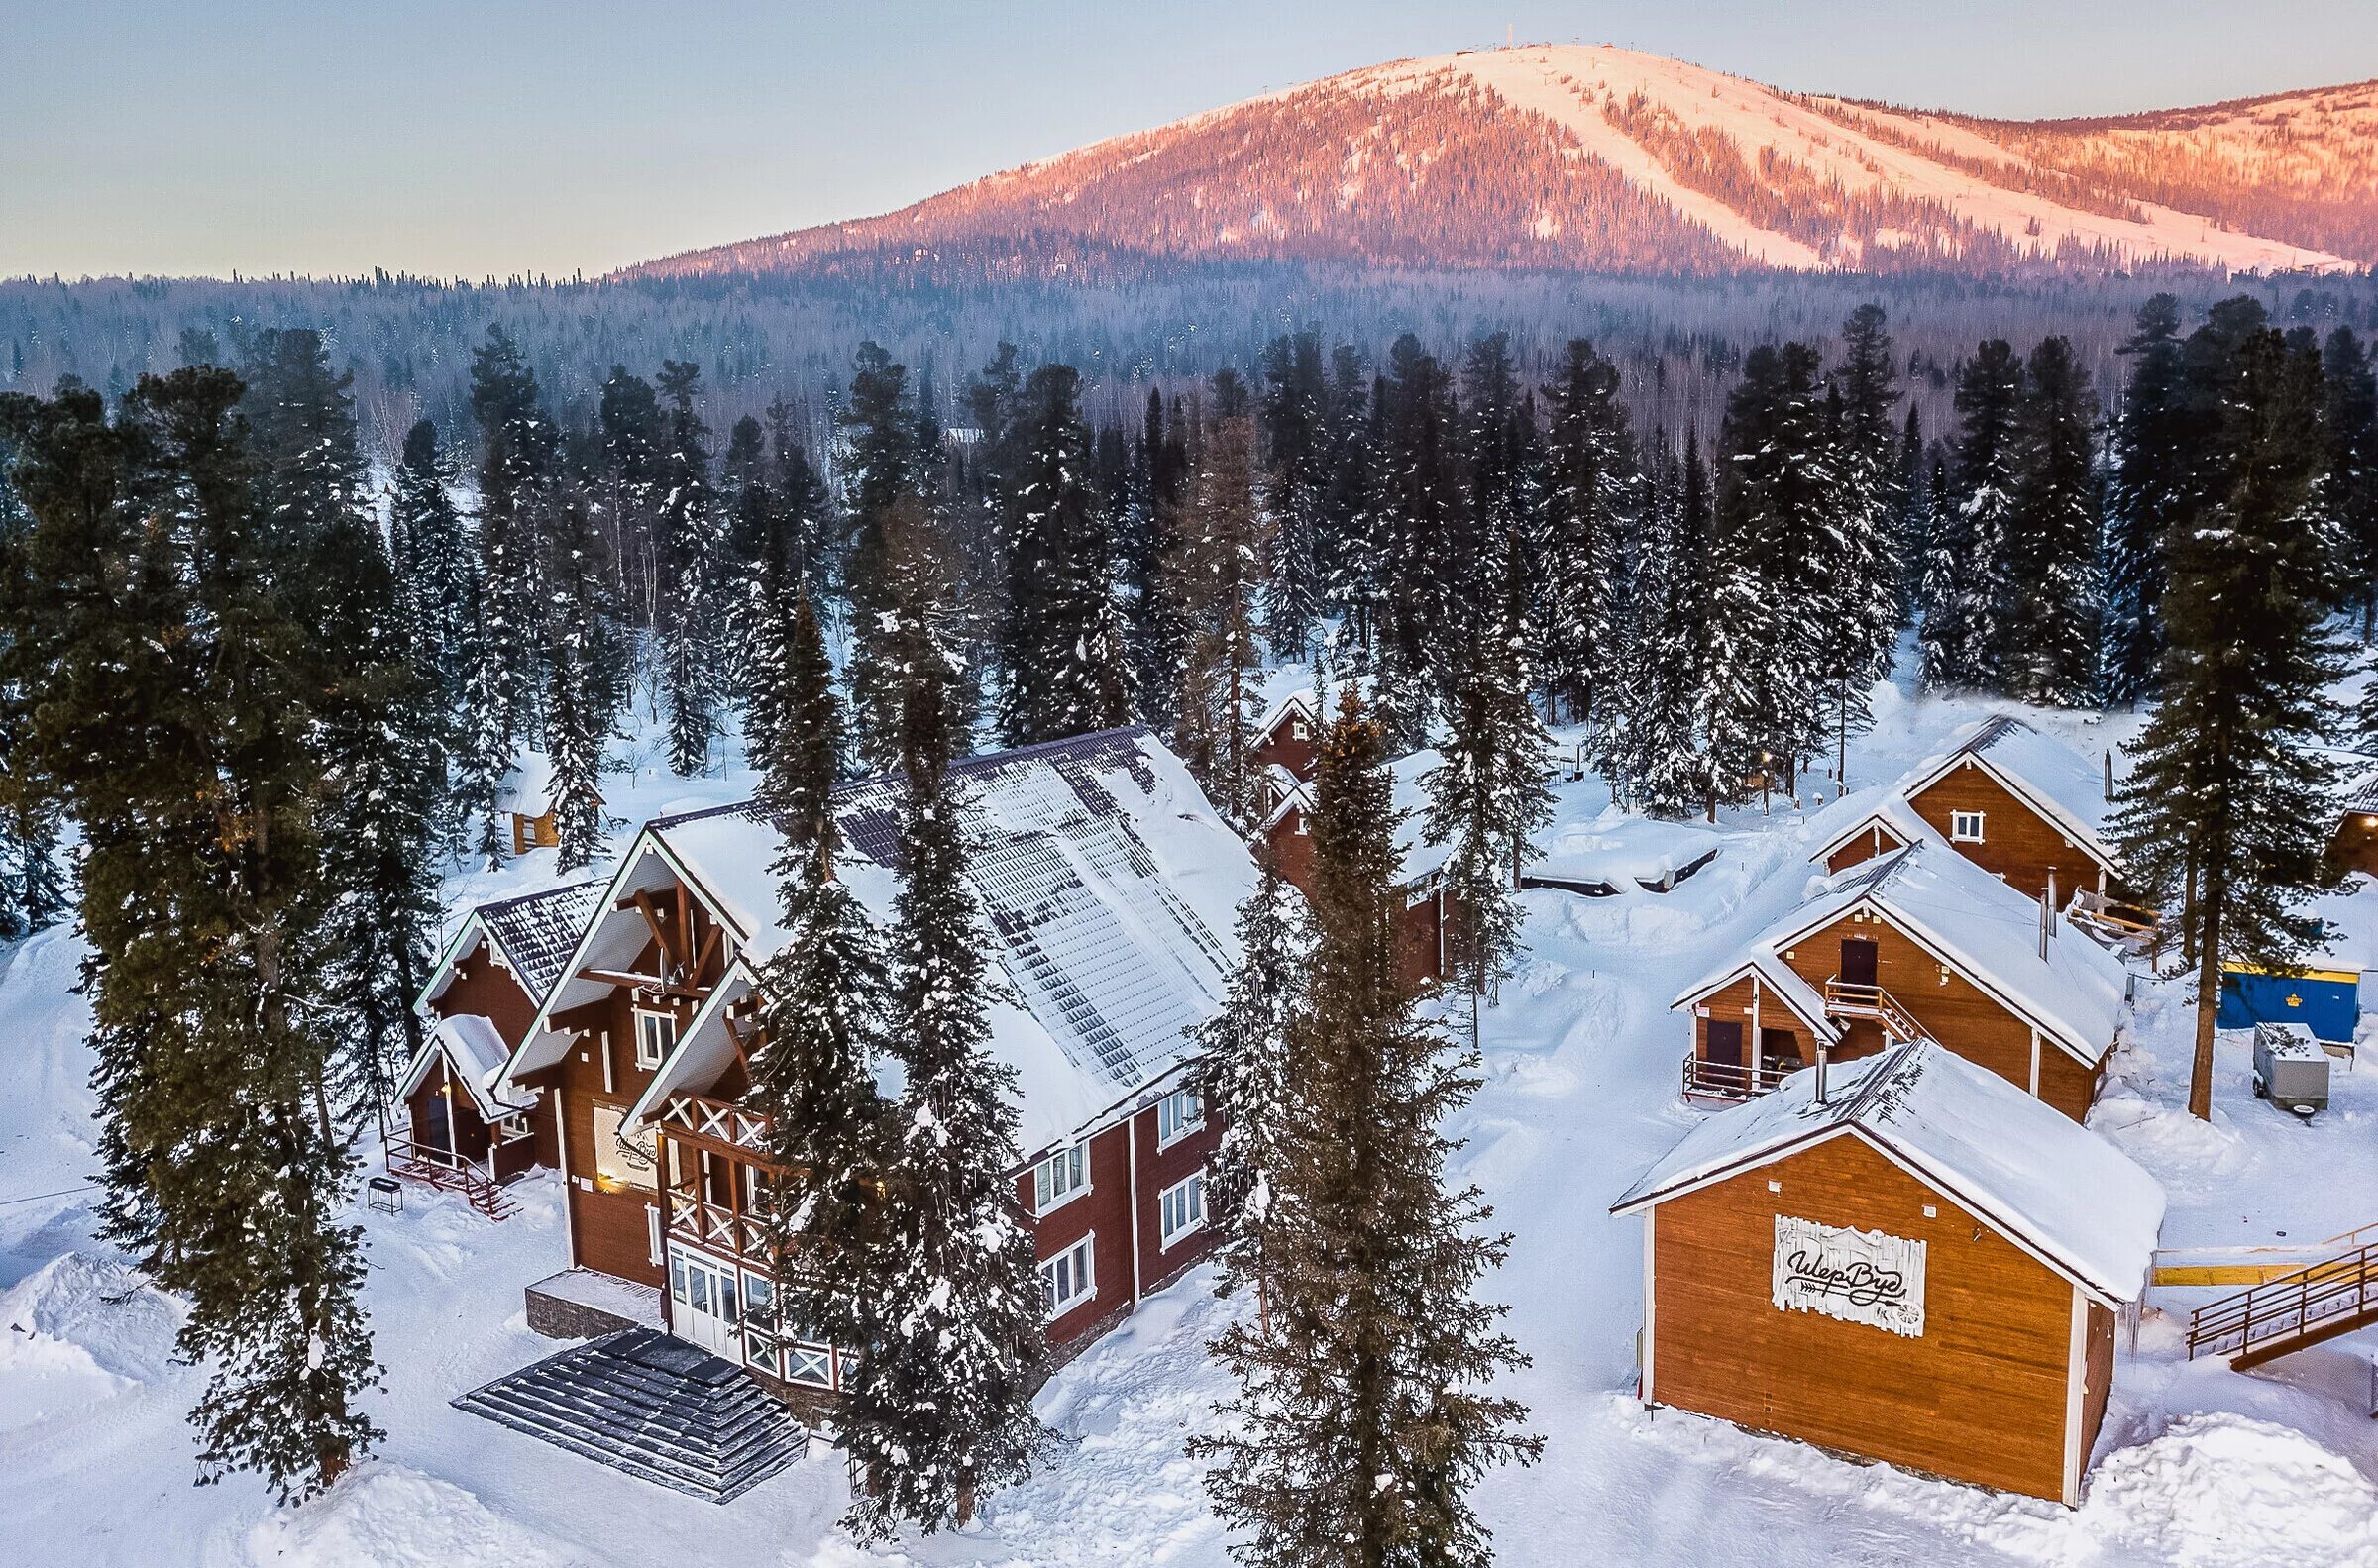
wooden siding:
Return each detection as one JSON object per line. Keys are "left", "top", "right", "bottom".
{"left": 1250, "top": 712, "right": 1318, "bottom": 784}
{"left": 1027, "top": 1118, "right": 1135, "bottom": 1346}
{"left": 430, "top": 938, "right": 542, "bottom": 1049}
{"left": 1825, "top": 819, "right": 1907, "bottom": 875}
{"left": 1646, "top": 1132, "right": 2083, "bottom": 1503}
{"left": 1906, "top": 763, "right": 2108, "bottom": 901}
{"left": 1266, "top": 806, "right": 1448, "bottom": 987}
{"left": 1687, "top": 973, "right": 1823, "bottom": 1071}
{"left": 1773, "top": 909, "right": 2101, "bottom": 1120}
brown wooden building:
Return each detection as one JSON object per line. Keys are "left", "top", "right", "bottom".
{"left": 1259, "top": 745, "right": 1455, "bottom": 987}
{"left": 492, "top": 727, "right": 1252, "bottom": 1394}
{"left": 1250, "top": 688, "right": 1320, "bottom": 785}
{"left": 2325, "top": 754, "right": 2378, "bottom": 879}
{"left": 1673, "top": 841, "right": 2130, "bottom": 1120}
{"left": 394, "top": 881, "right": 602, "bottom": 1212}
{"left": 1814, "top": 716, "right": 2123, "bottom": 911}
{"left": 1613, "top": 1040, "right": 2165, "bottom": 1505}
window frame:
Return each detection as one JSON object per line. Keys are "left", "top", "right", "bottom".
{"left": 1949, "top": 810, "right": 1986, "bottom": 843}
{"left": 1030, "top": 1142, "right": 1091, "bottom": 1215}
{"left": 1155, "top": 1087, "right": 1206, "bottom": 1149}
{"left": 1158, "top": 1169, "right": 1207, "bottom": 1249}
{"left": 633, "top": 1006, "right": 678, "bottom": 1070}
{"left": 1039, "top": 1233, "right": 1096, "bottom": 1318}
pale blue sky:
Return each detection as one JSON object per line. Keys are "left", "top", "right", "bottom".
{"left": 5, "top": 1, "right": 2373, "bottom": 280}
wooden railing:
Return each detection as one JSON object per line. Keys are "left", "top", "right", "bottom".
{"left": 662, "top": 1093, "right": 771, "bottom": 1153}
{"left": 386, "top": 1136, "right": 516, "bottom": 1220}
{"left": 1680, "top": 1054, "right": 1798, "bottom": 1100}
{"left": 1824, "top": 978, "right": 1923, "bottom": 1043}
{"left": 2186, "top": 1239, "right": 2378, "bottom": 1367}
{"left": 667, "top": 1194, "right": 769, "bottom": 1264}
{"left": 2071, "top": 889, "right": 2159, "bottom": 936}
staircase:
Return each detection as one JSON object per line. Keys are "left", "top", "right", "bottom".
{"left": 386, "top": 1137, "right": 518, "bottom": 1221}
{"left": 1823, "top": 977, "right": 1924, "bottom": 1043}
{"left": 453, "top": 1327, "right": 810, "bottom": 1503}
{"left": 2186, "top": 1230, "right": 2378, "bottom": 1369}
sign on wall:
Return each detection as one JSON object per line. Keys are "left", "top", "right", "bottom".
{"left": 1773, "top": 1215, "right": 1926, "bottom": 1337}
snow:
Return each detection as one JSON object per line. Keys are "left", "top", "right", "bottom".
{"left": 1615, "top": 1040, "right": 2166, "bottom": 1303}
{"left": 1532, "top": 809, "right": 1724, "bottom": 892}
{"left": 398, "top": 1013, "right": 527, "bottom": 1120}
{"left": 6, "top": 687, "right": 2378, "bottom": 1565}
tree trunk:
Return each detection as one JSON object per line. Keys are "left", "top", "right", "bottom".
{"left": 2190, "top": 894, "right": 2221, "bottom": 1121}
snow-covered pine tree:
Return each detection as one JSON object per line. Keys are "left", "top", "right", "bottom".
{"left": 1619, "top": 436, "right": 1714, "bottom": 817}
{"left": 1257, "top": 331, "right": 1328, "bottom": 663}
{"left": 2005, "top": 336, "right": 2104, "bottom": 707}
{"left": 0, "top": 422, "right": 66, "bottom": 936}
{"left": 1920, "top": 338, "right": 2023, "bottom": 692}
{"left": 994, "top": 363, "right": 1132, "bottom": 746}
{"left": 2101, "top": 296, "right": 2189, "bottom": 705}
{"left": 468, "top": 325, "right": 558, "bottom": 746}
{"left": 389, "top": 418, "right": 475, "bottom": 712}
{"left": 840, "top": 571, "right": 1045, "bottom": 1539}
{"left": 1376, "top": 335, "right": 1463, "bottom": 731}
{"left": 656, "top": 360, "right": 725, "bottom": 776}
{"left": 1424, "top": 535, "right": 1555, "bottom": 997}
{"left": 1121, "top": 389, "right": 1189, "bottom": 732}
{"left": 2112, "top": 298, "right": 2346, "bottom": 1121}
{"left": 1195, "top": 689, "right": 1539, "bottom": 1568}
{"left": 1168, "top": 388, "right": 1269, "bottom": 831}
{"left": 1324, "top": 367, "right": 1390, "bottom": 655}
{"left": 1534, "top": 338, "right": 1639, "bottom": 733}
{"left": 241, "top": 328, "right": 447, "bottom": 1125}
{"left": 746, "top": 587, "right": 894, "bottom": 1374}
{"left": 0, "top": 370, "right": 380, "bottom": 1499}
{"left": 1831, "top": 305, "right": 1907, "bottom": 679}
{"left": 1197, "top": 846, "right": 1313, "bottom": 1295}
{"left": 2322, "top": 327, "right": 2378, "bottom": 629}
{"left": 543, "top": 487, "right": 618, "bottom": 872}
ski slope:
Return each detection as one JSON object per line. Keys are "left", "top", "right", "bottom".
{"left": 3, "top": 685, "right": 2376, "bottom": 1566}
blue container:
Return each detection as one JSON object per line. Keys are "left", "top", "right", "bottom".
{"left": 2218, "top": 965, "right": 2360, "bottom": 1044}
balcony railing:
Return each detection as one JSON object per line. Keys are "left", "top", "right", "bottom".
{"left": 1680, "top": 1054, "right": 1799, "bottom": 1100}
{"left": 667, "top": 1195, "right": 771, "bottom": 1264}
{"left": 2071, "top": 889, "right": 2159, "bottom": 937}
{"left": 1823, "top": 977, "right": 1923, "bottom": 1042}
{"left": 662, "top": 1093, "right": 772, "bottom": 1153}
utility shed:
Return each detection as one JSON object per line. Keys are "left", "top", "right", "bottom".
{"left": 1611, "top": 1041, "right": 2164, "bottom": 1505}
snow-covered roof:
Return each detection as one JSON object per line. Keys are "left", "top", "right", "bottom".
{"left": 1535, "top": 811, "right": 1725, "bottom": 891}
{"left": 1611, "top": 1040, "right": 2165, "bottom": 1306}
{"left": 1754, "top": 841, "right": 2130, "bottom": 1067}
{"left": 397, "top": 1013, "right": 534, "bottom": 1121}
{"left": 1257, "top": 748, "right": 1451, "bottom": 890}
{"left": 1806, "top": 793, "right": 1934, "bottom": 868}
{"left": 2319, "top": 747, "right": 2378, "bottom": 818}
{"left": 1256, "top": 687, "right": 1317, "bottom": 739}
{"left": 416, "top": 880, "right": 604, "bottom": 1018}
{"left": 1672, "top": 955, "right": 1843, "bottom": 1048}
{"left": 497, "top": 751, "right": 558, "bottom": 817}
{"left": 1900, "top": 715, "right": 2120, "bottom": 874}
{"left": 509, "top": 727, "right": 1256, "bottom": 1157}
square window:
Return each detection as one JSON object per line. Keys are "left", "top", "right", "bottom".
{"left": 1950, "top": 811, "right": 1986, "bottom": 843}
{"left": 1156, "top": 1088, "right": 1205, "bottom": 1147}
{"left": 1159, "top": 1171, "right": 1206, "bottom": 1247}
{"left": 1039, "top": 1235, "right": 1095, "bottom": 1317}
{"left": 1032, "top": 1144, "right": 1089, "bottom": 1213}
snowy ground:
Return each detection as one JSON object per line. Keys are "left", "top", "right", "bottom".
{"left": 5, "top": 686, "right": 2377, "bottom": 1567}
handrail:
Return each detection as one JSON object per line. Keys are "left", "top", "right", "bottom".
{"left": 2186, "top": 1239, "right": 2378, "bottom": 1361}
{"left": 2070, "top": 889, "right": 2159, "bottom": 935}
{"left": 1680, "top": 1054, "right": 1796, "bottom": 1100}
{"left": 1822, "top": 977, "right": 1923, "bottom": 1042}
{"left": 386, "top": 1135, "right": 513, "bottom": 1217}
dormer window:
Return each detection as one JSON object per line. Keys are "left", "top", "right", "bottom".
{"left": 1951, "top": 811, "right": 1986, "bottom": 843}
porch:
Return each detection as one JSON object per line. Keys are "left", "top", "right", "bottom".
{"left": 384, "top": 1133, "right": 527, "bottom": 1220}
{"left": 1681, "top": 975, "right": 1922, "bottom": 1103}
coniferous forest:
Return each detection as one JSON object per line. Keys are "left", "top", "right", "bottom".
{"left": 3, "top": 280, "right": 2375, "bottom": 1551}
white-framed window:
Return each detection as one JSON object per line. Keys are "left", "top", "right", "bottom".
{"left": 1031, "top": 1143, "right": 1090, "bottom": 1213}
{"left": 634, "top": 1007, "right": 677, "bottom": 1069}
{"left": 1155, "top": 1087, "right": 1205, "bottom": 1148}
{"left": 1950, "top": 810, "right": 1986, "bottom": 843}
{"left": 1159, "top": 1170, "right": 1207, "bottom": 1248}
{"left": 1040, "top": 1234, "right": 1095, "bottom": 1317}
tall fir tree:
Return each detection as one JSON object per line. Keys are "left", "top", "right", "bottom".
{"left": 2112, "top": 298, "right": 2345, "bottom": 1121}
{"left": 388, "top": 418, "right": 475, "bottom": 712}
{"left": 1375, "top": 335, "right": 1463, "bottom": 740}
{"left": 468, "top": 325, "right": 557, "bottom": 746}
{"left": 657, "top": 360, "right": 725, "bottom": 776}
{"left": 840, "top": 342, "right": 929, "bottom": 771}
{"left": 1257, "top": 331, "right": 1328, "bottom": 662}
{"left": 0, "top": 370, "right": 379, "bottom": 1499}
{"left": 2101, "top": 296, "right": 2190, "bottom": 704}
{"left": 1122, "top": 388, "right": 1189, "bottom": 731}
{"left": 2322, "top": 326, "right": 2378, "bottom": 628}
{"left": 1920, "top": 339, "right": 2024, "bottom": 692}
{"left": 1195, "top": 691, "right": 1539, "bottom": 1568}
{"left": 543, "top": 487, "right": 618, "bottom": 872}
{"left": 1168, "top": 390, "right": 1269, "bottom": 831}
{"left": 2005, "top": 336, "right": 2104, "bottom": 706}
{"left": 1198, "top": 847, "right": 1313, "bottom": 1299}
{"left": 1620, "top": 435, "right": 1718, "bottom": 817}
{"left": 841, "top": 566, "right": 1046, "bottom": 1539}
{"left": 1534, "top": 339, "right": 1638, "bottom": 734}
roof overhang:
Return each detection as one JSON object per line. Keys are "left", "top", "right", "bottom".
{"left": 1670, "top": 956, "right": 1842, "bottom": 1047}
{"left": 1904, "top": 748, "right": 2120, "bottom": 880}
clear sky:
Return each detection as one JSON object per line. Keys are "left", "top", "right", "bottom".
{"left": 6, "top": 1, "right": 2374, "bottom": 281}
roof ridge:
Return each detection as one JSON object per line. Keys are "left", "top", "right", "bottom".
{"left": 475, "top": 878, "right": 603, "bottom": 917}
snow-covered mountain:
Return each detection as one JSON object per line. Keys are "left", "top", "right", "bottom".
{"left": 623, "top": 46, "right": 2378, "bottom": 282}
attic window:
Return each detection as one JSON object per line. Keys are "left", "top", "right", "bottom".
{"left": 1950, "top": 811, "right": 1986, "bottom": 843}
{"left": 634, "top": 1008, "right": 677, "bottom": 1070}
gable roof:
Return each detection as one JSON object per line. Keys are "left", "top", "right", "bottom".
{"left": 503, "top": 727, "right": 1257, "bottom": 1156}
{"left": 1255, "top": 686, "right": 1317, "bottom": 740}
{"left": 396, "top": 1012, "right": 534, "bottom": 1121}
{"left": 1611, "top": 1041, "right": 2164, "bottom": 1306}
{"left": 1901, "top": 715, "right": 2119, "bottom": 874}
{"left": 1747, "top": 841, "right": 2129, "bottom": 1067}
{"left": 416, "top": 881, "right": 605, "bottom": 1018}
{"left": 1672, "top": 955, "right": 1843, "bottom": 1048}
{"left": 1807, "top": 794, "right": 1931, "bottom": 869}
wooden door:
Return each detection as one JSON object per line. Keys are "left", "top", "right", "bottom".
{"left": 1704, "top": 1020, "right": 1744, "bottom": 1067}
{"left": 1840, "top": 937, "right": 1879, "bottom": 987}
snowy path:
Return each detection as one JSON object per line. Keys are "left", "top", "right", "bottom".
{"left": 4, "top": 690, "right": 2376, "bottom": 1566}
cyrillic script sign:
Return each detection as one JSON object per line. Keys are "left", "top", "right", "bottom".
{"left": 1773, "top": 1215, "right": 1926, "bottom": 1337}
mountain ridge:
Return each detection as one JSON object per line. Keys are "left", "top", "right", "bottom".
{"left": 622, "top": 45, "right": 2378, "bottom": 283}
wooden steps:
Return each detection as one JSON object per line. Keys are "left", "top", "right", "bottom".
{"left": 452, "top": 1327, "right": 809, "bottom": 1502}
{"left": 386, "top": 1138, "right": 520, "bottom": 1221}
{"left": 2186, "top": 1232, "right": 2378, "bottom": 1369}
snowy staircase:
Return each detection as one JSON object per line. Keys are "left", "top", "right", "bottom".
{"left": 452, "top": 1327, "right": 809, "bottom": 1502}
{"left": 386, "top": 1138, "right": 520, "bottom": 1221}
{"left": 2186, "top": 1232, "right": 2378, "bottom": 1369}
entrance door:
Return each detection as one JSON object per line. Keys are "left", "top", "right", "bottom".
{"left": 420, "top": 1095, "right": 453, "bottom": 1159}
{"left": 1704, "top": 1020, "right": 1744, "bottom": 1068}
{"left": 1840, "top": 938, "right": 1879, "bottom": 988}
{"left": 667, "top": 1245, "right": 742, "bottom": 1361}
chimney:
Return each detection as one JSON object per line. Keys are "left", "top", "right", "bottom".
{"left": 2043, "top": 867, "right": 2057, "bottom": 954}
{"left": 1811, "top": 1039, "right": 1830, "bottom": 1108}
{"left": 2104, "top": 749, "right": 2114, "bottom": 798}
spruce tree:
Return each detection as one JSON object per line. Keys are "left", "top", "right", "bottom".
{"left": 1199, "top": 848, "right": 1313, "bottom": 1287}
{"left": 468, "top": 325, "right": 557, "bottom": 746}
{"left": 1375, "top": 336, "right": 1463, "bottom": 734}
{"left": 2322, "top": 327, "right": 2378, "bottom": 628}
{"left": 2005, "top": 336, "right": 2103, "bottom": 706}
{"left": 0, "top": 370, "right": 379, "bottom": 1499}
{"left": 2112, "top": 299, "right": 2345, "bottom": 1121}
{"left": 1621, "top": 436, "right": 1717, "bottom": 817}
{"left": 1195, "top": 691, "right": 1538, "bottom": 1568}
{"left": 389, "top": 418, "right": 474, "bottom": 711}
{"left": 841, "top": 569, "right": 1045, "bottom": 1539}
{"left": 747, "top": 589, "right": 893, "bottom": 1371}
{"left": 1920, "top": 339, "right": 2023, "bottom": 692}
{"left": 596, "top": 366, "right": 668, "bottom": 633}
{"left": 2101, "top": 296, "right": 2190, "bottom": 704}
{"left": 1169, "top": 390, "right": 1269, "bottom": 830}
{"left": 840, "top": 343, "right": 927, "bottom": 770}
{"left": 656, "top": 360, "right": 725, "bottom": 776}
{"left": 543, "top": 487, "right": 617, "bottom": 872}
{"left": 1535, "top": 339, "right": 1637, "bottom": 732}
{"left": 1257, "top": 331, "right": 1328, "bottom": 662}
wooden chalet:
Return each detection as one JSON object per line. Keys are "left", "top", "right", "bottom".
{"left": 1813, "top": 717, "right": 2131, "bottom": 926}
{"left": 393, "top": 881, "right": 602, "bottom": 1216}
{"left": 1259, "top": 745, "right": 1453, "bottom": 986}
{"left": 1612, "top": 1040, "right": 2164, "bottom": 1506}
{"left": 490, "top": 726, "right": 1252, "bottom": 1397}
{"left": 1249, "top": 687, "right": 1320, "bottom": 784}
{"left": 1673, "top": 841, "right": 2130, "bottom": 1120}
{"left": 2324, "top": 752, "right": 2378, "bottom": 878}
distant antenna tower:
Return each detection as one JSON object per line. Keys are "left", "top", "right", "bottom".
{"left": 1506, "top": 22, "right": 1514, "bottom": 49}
